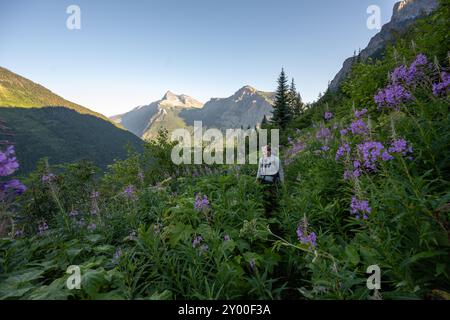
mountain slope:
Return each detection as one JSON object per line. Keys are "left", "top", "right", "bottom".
{"left": 0, "top": 107, "right": 143, "bottom": 173}
{"left": 112, "top": 91, "right": 203, "bottom": 140}
{"left": 0, "top": 68, "right": 144, "bottom": 173}
{"left": 0, "top": 66, "right": 114, "bottom": 125}
{"left": 329, "top": 0, "right": 439, "bottom": 92}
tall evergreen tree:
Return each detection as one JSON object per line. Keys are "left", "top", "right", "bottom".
{"left": 271, "top": 68, "right": 292, "bottom": 129}
{"left": 261, "top": 114, "right": 268, "bottom": 127}
{"left": 289, "top": 78, "right": 304, "bottom": 116}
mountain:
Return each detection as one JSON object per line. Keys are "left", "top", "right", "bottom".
{"left": 180, "top": 86, "right": 274, "bottom": 131}
{"left": 0, "top": 68, "right": 143, "bottom": 173}
{"left": 111, "top": 91, "right": 203, "bottom": 140}
{"left": 0, "top": 67, "right": 115, "bottom": 125}
{"left": 328, "top": 0, "right": 439, "bottom": 92}
{"left": 112, "top": 86, "right": 274, "bottom": 140}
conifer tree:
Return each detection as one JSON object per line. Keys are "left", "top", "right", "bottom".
{"left": 271, "top": 68, "right": 292, "bottom": 129}
{"left": 289, "top": 78, "right": 304, "bottom": 116}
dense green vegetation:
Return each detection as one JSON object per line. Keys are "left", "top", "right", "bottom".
{"left": 0, "top": 107, "right": 143, "bottom": 174}
{"left": 0, "top": 1, "right": 449, "bottom": 300}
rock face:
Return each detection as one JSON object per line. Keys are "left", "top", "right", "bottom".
{"left": 180, "top": 86, "right": 274, "bottom": 131}
{"left": 111, "top": 91, "right": 203, "bottom": 139}
{"left": 112, "top": 86, "right": 274, "bottom": 140}
{"left": 328, "top": 0, "right": 439, "bottom": 92}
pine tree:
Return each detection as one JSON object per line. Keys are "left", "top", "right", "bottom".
{"left": 288, "top": 78, "right": 304, "bottom": 117}
{"left": 261, "top": 114, "right": 268, "bottom": 126}
{"left": 271, "top": 68, "right": 292, "bottom": 129}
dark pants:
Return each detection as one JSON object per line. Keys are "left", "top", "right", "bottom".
{"left": 259, "top": 178, "right": 280, "bottom": 215}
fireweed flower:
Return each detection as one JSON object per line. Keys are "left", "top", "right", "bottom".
{"left": 357, "top": 141, "right": 389, "bottom": 171}
{"left": 68, "top": 210, "right": 79, "bottom": 218}
{"left": 374, "top": 84, "right": 412, "bottom": 109}
{"left": 350, "top": 196, "right": 372, "bottom": 220}
{"left": 194, "top": 194, "right": 210, "bottom": 211}
{"left": 432, "top": 72, "right": 449, "bottom": 96}
{"left": 41, "top": 173, "right": 56, "bottom": 183}
{"left": 388, "top": 138, "right": 413, "bottom": 156}
{"left": 316, "top": 127, "right": 331, "bottom": 140}
{"left": 14, "top": 229, "right": 24, "bottom": 238}
{"left": 192, "top": 235, "right": 203, "bottom": 248}
{"left": 350, "top": 119, "right": 369, "bottom": 135}
{"left": 1, "top": 179, "right": 26, "bottom": 196}
{"left": 335, "top": 143, "right": 351, "bottom": 161}
{"left": 38, "top": 222, "right": 49, "bottom": 235}
{"left": 296, "top": 225, "right": 317, "bottom": 248}
{"left": 354, "top": 108, "right": 368, "bottom": 118}
{"left": 324, "top": 112, "right": 333, "bottom": 120}
{"left": 123, "top": 185, "right": 136, "bottom": 199}
{"left": 0, "top": 146, "right": 19, "bottom": 176}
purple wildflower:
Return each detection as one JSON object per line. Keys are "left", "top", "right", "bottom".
{"left": 324, "top": 112, "right": 333, "bottom": 120}
{"left": 192, "top": 235, "right": 203, "bottom": 248}
{"left": 38, "top": 222, "right": 49, "bottom": 235}
{"left": 340, "top": 128, "right": 348, "bottom": 136}
{"left": 41, "top": 173, "right": 56, "bottom": 183}
{"left": 14, "top": 229, "right": 24, "bottom": 238}
{"left": 432, "top": 72, "right": 449, "bottom": 96}
{"left": 321, "top": 145, "right": 330, "bottom": 152}
{"left": 357, "top": 141, "right": 387, "bottom": 171}
{"left": 0, "top": 146, "right": 19, "bottom": 176}
{"left": 194, "top": 194, "right": 210, "bottom": 211}
{"left": 388, "top": 138, "right": 413, "bottom": 156}
{"left": 335, "top": 143, "right": 351, "bottom": 161}
{"left": 224, "top": 234, "right": 231, "bottom": 241}
{"left": 350, "top": 196, "right": 372, "bottom": 219}
{"left": 316, "top": 127, "right": 331, "bottom": 140}
{"left": 375, "top": 84, "right": 412, "bottom": 109}
{"left": 1, "top": 179, "right": 26, "bottom": 196}
{"left": 350, "top": 119, "right": 369, "bottom": 135}
{"left": 354, "top": 108, "right": 368, "bottom": 118}
{"left": 296, "top": 225, "right": 317, "bottom": 248}
{"left": 87, "top": 223, "right": 97, "bottom": 231}
{"left": 68, "top": 210, "right": 79, "bottom": 218}
{"left": 123, "top": 185, "right": 136, "bottom": 199}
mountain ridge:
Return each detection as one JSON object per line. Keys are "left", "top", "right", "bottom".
{"left": 111, "top": 86, "right": 275, "bottom": 140}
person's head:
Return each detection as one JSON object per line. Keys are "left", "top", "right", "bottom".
{"left": 263, "top": 144, "right": 272, "bottom": 157}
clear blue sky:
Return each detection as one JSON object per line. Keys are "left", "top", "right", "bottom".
{"left": 0, "top": 0, "right": 398, "bottom": 116}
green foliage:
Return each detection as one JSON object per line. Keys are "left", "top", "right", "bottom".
{"left": 0, "top": 107, "right": 143, "bottom": 173}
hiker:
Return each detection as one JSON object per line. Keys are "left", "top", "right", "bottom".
{"left": 256, "top": 144, "right": 284, "bottom": 214}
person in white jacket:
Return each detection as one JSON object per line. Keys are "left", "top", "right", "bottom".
{"left": 257, "top": 144, "right": 284, "bottom": 184}
{"left": 256, "top": 144, "right": 284, "bottom": 215}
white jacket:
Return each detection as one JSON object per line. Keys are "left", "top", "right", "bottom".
{"left": 257, "top": 155, "right": 284, "bottom": 182}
